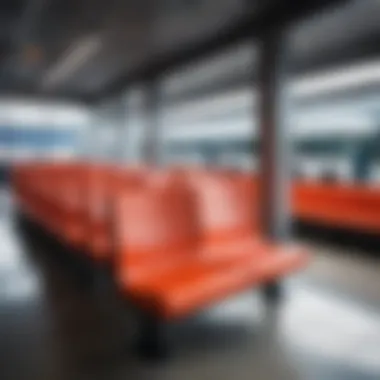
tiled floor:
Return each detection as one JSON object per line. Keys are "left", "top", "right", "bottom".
{"left": 1, "top": 190, "right": 380, "bottom": 380}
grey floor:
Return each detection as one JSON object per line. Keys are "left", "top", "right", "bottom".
{"left": 0, "top": 189, "right": 380, "bottom": 380}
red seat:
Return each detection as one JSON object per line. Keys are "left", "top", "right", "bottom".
{"left": 114, "top": 178, "right": 199, "bottom": 290}
{"left": 190, "top": 172, "right": 308, "bottom": 277}
{"left": 115, "top": 174, "right": 309, "bottom": 320}
{"left": 86, "top": 167, "right": 146, "bottom": 262}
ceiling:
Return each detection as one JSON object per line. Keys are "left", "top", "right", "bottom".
{"left": 0, "top": 0, "right": 378, "bottom": 103}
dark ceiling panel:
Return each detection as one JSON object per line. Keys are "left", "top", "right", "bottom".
{"left": 155, "top": 0, "right": 380, "bottom": 105}
{"left": 97, "top": 0, "right": 348, "bottom": 100}
{"left": 1, "top": 0, "right": 379, "bottom": 104}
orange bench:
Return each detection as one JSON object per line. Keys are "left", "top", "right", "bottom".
{"left": 113, "top": 171, "right": 309, "bottom": 357}
{"left": 293, "top": 181, "right": 380, "bottom": 234}
{"left": 86, "top": 166, "right": 147, "bottom": 264}
{"left": 12, "top": 163, "right": 309, "bottom": 359}
{"left": 15, "top": 163, "right": 66, "bottom": 230}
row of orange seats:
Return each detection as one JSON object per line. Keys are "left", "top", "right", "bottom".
{"left": 293, "top": 182, "right": 380, "bottom": 234}
{"left": 13, "top": 161, "right": 309, "bottom": 356}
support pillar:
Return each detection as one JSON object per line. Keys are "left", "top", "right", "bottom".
{"left": 352, "top": 127, "right": 380, "bottom": 183}
{"left": 143, "top": 80, "right": 161, "bottom": 165}
{"left": 258, "top": 30, "right": 291, "bottom": 242}
{"left": 116, "top": 95, "right": 129, "bottom": 163}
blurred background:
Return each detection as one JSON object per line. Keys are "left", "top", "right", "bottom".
{"left": 0, "top": 1, "right": 380, "bottom": 379}
{"left": 0, "top": 1, "right": 379, "bottom": 184}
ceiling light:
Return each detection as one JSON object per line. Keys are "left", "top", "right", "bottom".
{"left": 293, "top": 60, "right": 380, "bottom": 96}
{"left": 43, "top": 34, "right": 102, "bottom": 88}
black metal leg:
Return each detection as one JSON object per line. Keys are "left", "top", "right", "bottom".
{"left": 92, "top": 265, "right": 113, "bottom": 296}
{"left": 262, "top": 281, "right": 283, "bottom": 303}
{"left": 135, "top": 312, "right": 169, "bottom": 361}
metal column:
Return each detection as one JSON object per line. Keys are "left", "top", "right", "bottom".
{"left": 107, "top": 97, "right": 128, "bottom": 163}
{"left": 117, "top": 95, "right": 129, "bottom": 163}
{"left": 352, "top": 127, "right": 380, "bottom": 183}
{"left": 258, "top": 31, "right": 292, "bottom": 241}
{"left": 143, "top": 81, "right": 161, "bottom": 165}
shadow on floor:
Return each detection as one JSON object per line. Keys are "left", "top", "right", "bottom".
{"left": 295, "top": 220, "right": 380, "bottom": 257}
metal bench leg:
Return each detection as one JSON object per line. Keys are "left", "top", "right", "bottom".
{"left": 135, "top": 312, "right": 169, "bottom": 361}
{"left": 262, "top": 281, "right": 283, "bottom": 303}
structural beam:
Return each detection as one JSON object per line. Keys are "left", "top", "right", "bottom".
{"left": 98, "top": 0, "right": 346, "bottom": 101}
{"left": 258, "top": 30, "right": 292, "bottom": 241}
